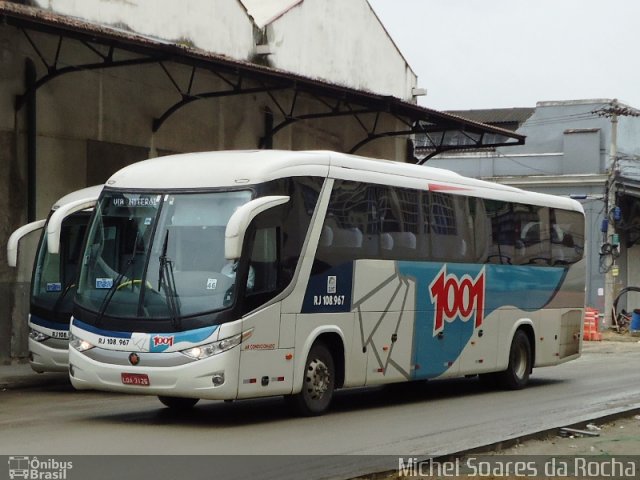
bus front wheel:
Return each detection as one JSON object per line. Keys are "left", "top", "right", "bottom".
{"left": 496, "top": 329, "right": 532, "bottom": 390}
{"left": 158, "top": 396, "right": 199, "bottom": 410}
{"left": 288, "top": 342, "right": 335, "bottom": 416}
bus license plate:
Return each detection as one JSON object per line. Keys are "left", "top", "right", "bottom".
{"left": 121, "top": 373, "right": 150, "bottom": 386}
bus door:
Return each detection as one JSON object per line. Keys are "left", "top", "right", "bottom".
{"left": 237, "top": 226, "right": 292, "bottom": 398}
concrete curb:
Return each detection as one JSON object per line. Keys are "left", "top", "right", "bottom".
{"left": 435, "top": 406, "right": 640, "bottom": 460}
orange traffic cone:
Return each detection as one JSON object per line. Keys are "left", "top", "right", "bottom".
{"left": 583, "top": 307, "right": 602, "bottom": 341}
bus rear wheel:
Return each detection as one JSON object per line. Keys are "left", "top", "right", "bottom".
{"left": 496, "top": 329, "right": 532, "bottom": 389}
{"left": 158, "top": 396, "right": 199, "bottom": 410}
{"left": 288, "top": 343, "right": 335, "bottom": 416}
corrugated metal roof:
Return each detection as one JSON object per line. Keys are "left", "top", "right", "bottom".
{"left": 445, "top": 108, "right": 535, "bottom": 130}
{"left": 239, "top": 0, "right": 302, "bottom": 28}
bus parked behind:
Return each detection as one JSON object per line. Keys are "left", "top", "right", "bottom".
{"left": 7, "top": 186, "right": 101, "bottom": 372}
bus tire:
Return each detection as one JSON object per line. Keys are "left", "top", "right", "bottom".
{"left": 496, "top": 329, "right": 531, "bottom": 390}
{"left": 158, "top": 396, "right": 199, "bottom": 410}
{"left": 288, "top": 342, "right": 335, "bottom": 416}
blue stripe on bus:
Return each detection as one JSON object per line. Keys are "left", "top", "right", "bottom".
{"left": 30, "top": 315, "right": 69, "bottom": 332}
{"left": 72, "top": 318, "right": 219, "bottom": 349}
{"left": 397, "top": 262, "right": 567, "bottom": 379}
{"left": 484, "top": 264, "right": 567, "bottom": 312}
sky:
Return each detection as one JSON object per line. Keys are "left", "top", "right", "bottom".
{"left": 367, "top": 0, "right": 640, "bottom": 111}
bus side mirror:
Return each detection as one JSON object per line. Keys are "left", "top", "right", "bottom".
{"left": 6, "top": 219, "right": 46, "bottom": 267}
{"left": 47, "top": 197, "right": 99, "bottom": 255}
{"left": 225, "top": 196, "right": 289, "bottom": 260}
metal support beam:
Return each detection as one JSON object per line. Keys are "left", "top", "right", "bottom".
{"left": 261, "top": 109, "right": 274, "bottom": 149}
{"left": 25, "top": 58, "right": 37, "bottom": 222}
{"left": 152, "top": 84, "right": 288, "bottom": 132}
{"left": 15, "top": 29, "right": 164, "bottom": 111}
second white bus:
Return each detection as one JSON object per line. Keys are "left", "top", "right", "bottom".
{"left": 7, "top": 186, "right": 101, "bottom": 372}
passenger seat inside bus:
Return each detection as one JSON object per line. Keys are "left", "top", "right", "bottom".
{"left": 315, "top": 225, "right": 363, "bottom": 267}
{"left": 332, "top": 227, "right": 363, "bottom": 249}
{"left": 390, "top": 231, "right": 416, "bottom": 257}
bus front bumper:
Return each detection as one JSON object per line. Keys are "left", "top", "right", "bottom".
{"left": 29, "top": 338, "right": 69, "bottom": 373}
{"left": 68, "top": 346, "right": 240, "bottom": 400}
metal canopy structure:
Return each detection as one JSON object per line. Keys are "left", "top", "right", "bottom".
{"left": 1, "top": 1, "right": 524, "bottom": 162}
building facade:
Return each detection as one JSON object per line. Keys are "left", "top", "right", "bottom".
{"left": 0, "top": 0, "right": 519, "bottom": 362}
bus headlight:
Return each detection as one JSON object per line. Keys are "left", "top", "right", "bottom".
{"left": 29, "top": 329, "right": 50, "bottom": 342}
{"left": 181, "top": 329, "right": 253, "bottom": 360}
{"left": 69, "top": 333, "right": 95, "bottom": 352}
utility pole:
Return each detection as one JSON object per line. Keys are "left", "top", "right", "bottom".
{"left": 604, "top": 106, "right": 618, "bottom": 326}
{"left": 594, "top": 99, "right": 640, "bottom": 325}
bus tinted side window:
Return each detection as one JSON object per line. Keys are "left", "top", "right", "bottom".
{"left": 551, "top": 208, "right": 585, "bottom": 265}
{"left": 378, "top": 186, "right": 421, "bottom": 260}
{"left": 470, "top": 198, "right": 490, "bottom": 263}
{"left": 430, "top": 192, "right": 477, "bottom": 263}
{"left": 317, "top": 181, "right": 584, "bottom": 268}
{"left": 319, "top": 182, "right": 486, "bottom": 264}
{"left": 485, "top": 200, "right": 514, "bottom": 265}
{"left": 317, "top": 181, "right": 368, "bottom": 267}
{"left": 514, "top": 204, "right": 551, "bottom": 265}
{"left": 484, "top": 201, "right": 583, "bottom": 267}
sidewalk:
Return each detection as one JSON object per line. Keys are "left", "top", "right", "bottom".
{"left": 490, "top": 411, "right": 640, "bottom": 457}
{"left": 0, "top": 361, "right": 69, "bottom": 390}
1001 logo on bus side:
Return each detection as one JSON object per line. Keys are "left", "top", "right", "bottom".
{"left": 429, "top": 266, "right": 485, "bottom": 336}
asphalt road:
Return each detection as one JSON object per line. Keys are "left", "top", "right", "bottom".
{"left": 1, "top": 341, "right": 639, "bottom": 478}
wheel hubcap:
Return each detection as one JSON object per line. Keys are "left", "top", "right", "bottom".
{"left": 514, "top": 346, "right": 528, "bottom": 379}
{"left": 306, "top": 358, "right": 330, "bottom": 400}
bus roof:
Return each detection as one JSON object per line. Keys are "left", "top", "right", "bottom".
{"left": 105, "top": 150, "right": 582, "bottom": 212}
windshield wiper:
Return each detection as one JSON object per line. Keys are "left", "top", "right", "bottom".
{"left": 95, "top": 231, "right": 139, "bottom": 327}
{"left": 52, "top": 281, "right": 76, "bottom": 316}
{"left": 158, "top": 230, "right": 181, "bottom": 329}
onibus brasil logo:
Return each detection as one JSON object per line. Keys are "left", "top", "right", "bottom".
{"left": 8, "top": 456, "right": 72, "bottom": 479}
{"left": 429, "top": 265, "right": 485, "bottom": 335}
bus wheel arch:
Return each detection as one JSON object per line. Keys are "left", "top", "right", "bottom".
{"left": 518, "top": 323, "right": 536, "bottom": 372}
{"left": 287, "top": 341, "right": 335, "bottom": 416}
{"left": 315, "top": 332, "right": 345, "bottom": 389}
{"left": 287, "top": 332, "right": 345, "bottom": 416}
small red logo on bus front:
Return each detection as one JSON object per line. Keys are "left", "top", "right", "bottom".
{"left": 429, "top": 266, "right": 485, "bottom": 336}
{"left": 153, "top": 335, "right": 174, "bottom": 347}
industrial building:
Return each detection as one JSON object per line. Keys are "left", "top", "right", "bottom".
{"left": 0, "top": 0, "right": 520, "bottom": 362}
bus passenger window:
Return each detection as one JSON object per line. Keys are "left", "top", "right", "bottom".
{"left": 430, "top": 192, "right": 459, "bottom": 261}
{"left": 319, "top": 180, "right": 369, "bottom": 264}
{"left": 485, "top": 200, "right": 514, "bottom": 265}
{"left": 515, "top": 205, "right": 550, "bottom": 265}
{"left": 551, "top": 209, "right": 585, "bottom": 265}
{"left": 471, "top": 198, "right": 490, "bottom": 263}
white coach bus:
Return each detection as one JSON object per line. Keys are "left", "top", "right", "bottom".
{"left": 61, "top": 150, "right": 585, "bottom": 415}
{"left": 7, "top": 186, "right": 101, "bottom": 372}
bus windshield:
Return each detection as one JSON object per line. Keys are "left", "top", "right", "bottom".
{"left": 31, "top": 213, "right": 89, "bottom": 319}
{"left": 76, "top": 190, "right": 252, "bottom": 320}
